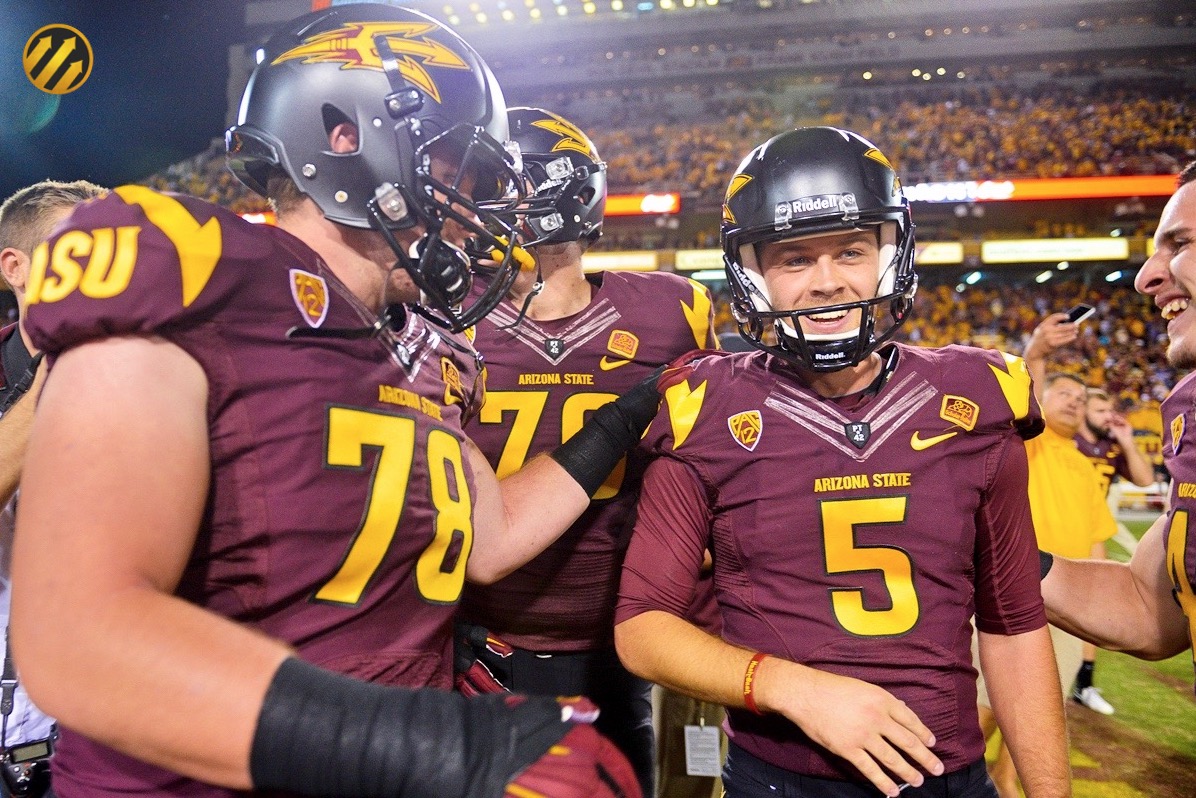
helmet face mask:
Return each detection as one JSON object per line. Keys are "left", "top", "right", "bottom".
{"left": 494, "top": 107, "right": 607, "bottom": 247}
{"left": 226, "top": 3, "right": 524, "bottom": 331}
{"left": 721, "top": 127, "right": 917, "bottom": 372}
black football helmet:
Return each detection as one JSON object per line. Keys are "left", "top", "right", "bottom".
{"left": 721, "top": 126, "right": 917, "bottom": 372}
{"left": 501, "top": 107, "right": 606, "bottom": 245}
{"left": 226, "top": 3, "right": 524, "bottom": 331}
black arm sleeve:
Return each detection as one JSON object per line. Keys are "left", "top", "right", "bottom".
{"left": 549, "top": 366, "right": 663, "bottom": 496}
{"left": 250, "top": 658, "right": 570, "bottom": 798}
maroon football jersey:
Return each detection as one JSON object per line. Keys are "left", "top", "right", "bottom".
{"left": 1073, "top": 433, "right": 1132, "bottom": 496}
{"left": 23, "top": 187, "right": 483, "bottom": 796}
{"left": 1160, "top": 371, "right": 1196, "bottom": 689}
{"left": 462, "top": 270, "right": 716, "bottom": 649}
{"left": 618, "top": 343, "right": 1047, "bottom": 782}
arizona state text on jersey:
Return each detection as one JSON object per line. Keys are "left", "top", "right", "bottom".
{"left": 618, "top": 343, "right": 1046, "bottom": 783}
{"left": 463, "top": 271, "right": 715, "bottom": 650}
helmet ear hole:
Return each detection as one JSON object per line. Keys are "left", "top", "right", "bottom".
{"left": 321, "top": 105, "right": 357, "bottom": 152}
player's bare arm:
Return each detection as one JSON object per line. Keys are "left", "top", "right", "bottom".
{"left": 464, "top": 443, "right": 591, "bottom": 583}
{"left": 978, "top": 628, "right": 1070, "bottom": 798}
{"left": 615, "top": 610, "right": 943, "bottom": 798}
{"left": 466, "top": 367, "right": 662, "bottom": 583}
{"left": 0, "top": 358, "right": 45, "bottom": 505}
{"left": 1042, "top": 515, "right": 1190, "bottom": 659}
{"left": 12, "top": 335, "right": 288, "bottom": 788}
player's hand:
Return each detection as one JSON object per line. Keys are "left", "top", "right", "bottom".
{"left": 757, "top": 658, "right": 943, "bottom": 798}
{"left": 1024, "top": 312, "right": 1079, "bottom": 361}
{"left": 1106, "top": 413, "right": 1135, "bottom": 445}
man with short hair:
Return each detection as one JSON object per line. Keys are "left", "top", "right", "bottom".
{"left": 12, "top": 6, "right": 642, "bottom": 798}
{"left": 615, "top": 127, "right": 1069, "bottom": 798}
{"left": 1021, "top": 313, "right": 1156, "bottom": 715}
{"left": 0, "top": 179, "right": 107, "bottom": 793}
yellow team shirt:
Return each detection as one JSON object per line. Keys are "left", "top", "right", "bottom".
{"left": 1025, "top": 426, "right": 1118, "bottom": 558}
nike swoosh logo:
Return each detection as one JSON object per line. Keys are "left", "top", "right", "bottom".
{"left": 910, "top": 431, "right": 957, "bottom": 451}
{"left": 599, "top": 356, "right": 631, "bottom": 371}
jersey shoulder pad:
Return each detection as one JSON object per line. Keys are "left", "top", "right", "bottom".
{"left": 606, "top": 271, "right": 717, "bottom": 350}
{"left": 24, "top": 187, "right": 282, "bottom": 355}
{"left": 650, "top": 350, "right": 763, "bottom": 454}
{"left": 902, "top": 344, "right": 1043, "bottom": 439}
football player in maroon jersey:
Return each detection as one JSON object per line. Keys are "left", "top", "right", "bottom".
{"left": 1041, "top": 162, "right": 1196, "bottom": 682}
{"left": 615, "top": 127, "right": 1069, "bottom": 797}
{"left": 457, "top": 107, "right": 718, "bottom": 795}
{"left": 10, "top": 6, "right": 645, "bottom": 798}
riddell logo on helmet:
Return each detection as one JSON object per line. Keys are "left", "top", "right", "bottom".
{"left": 774, "top": 193, "right": 858, "bottom": 229}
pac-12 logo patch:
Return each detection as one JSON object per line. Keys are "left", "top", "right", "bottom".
{"left": 1172, "top": 412, "right": 1185, "bottom": 456}
{"left": 290, "top": 269, "right": 329, "bottom": 328}
{"left": 727, "top": 410, "right": 762, "bottom": 452}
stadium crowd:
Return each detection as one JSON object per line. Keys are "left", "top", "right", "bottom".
{"left": 128, "top": 76, "right": 1187, "bottom": 438}
{"left": 143, "top": 78, "right": 1193, "bottom": 218}
{"left": 710, "top": 277, "right": 1171, "bottom": 419}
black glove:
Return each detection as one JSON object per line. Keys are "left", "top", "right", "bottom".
{"left": 250, "top": 658, "right": 640, "bottom": 798}
{"left": 549, "top": 366, "right": 664, "bottom": 496}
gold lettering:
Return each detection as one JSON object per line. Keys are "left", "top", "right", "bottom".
{"left": 871, "top": 472, "right": 912, "bottom": 488}
{"left": 377, "top": 385, "right": 444, "bottom": 421}
{"left": 79, "top": 226, "right": 139, "bottom": 299}
{"left": 39, "top": 230, "right": 91, "bottom": 303}
{"left": 1179, "top": 482, "right": 1196, "bottom": 499}
{"left": 813, "top": 474, "right": 871, "bottom": 492}
{"left": 518, "top": 373, "right": 563, "bottom": 385}
{"left": 24, "top": 243, "right": 49, "bottom": 305}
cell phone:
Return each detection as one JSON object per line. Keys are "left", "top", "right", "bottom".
{"left": 1066, "top": 304, "right": 1095, "bottom": 324}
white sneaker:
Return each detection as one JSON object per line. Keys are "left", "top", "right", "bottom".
{"left": 1073, "top": 686, "right": 1115, "bottom": 715}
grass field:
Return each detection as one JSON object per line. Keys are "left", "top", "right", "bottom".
{"left": 996, "top": 515, "right": 1196, "bottom": 795}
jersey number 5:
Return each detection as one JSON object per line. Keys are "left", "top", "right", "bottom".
{"left": 821, "top": 496, "right": 920, "bottom": 637}
{"left": 316, "top": 406, "right": 473, "bottom": 606}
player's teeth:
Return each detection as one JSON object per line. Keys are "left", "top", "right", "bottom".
{"left": 809, "top": 311, "right": 846, "bottom": 321}
{"left": 1163, "top": 298, "right": 1190, "bottom": 320}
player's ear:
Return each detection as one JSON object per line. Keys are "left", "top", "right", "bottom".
{"left": 0, "top": 247, "right": 30, "bottom": 294}
{"left": 328, "top": 121, "right": 359, "bottom": 154}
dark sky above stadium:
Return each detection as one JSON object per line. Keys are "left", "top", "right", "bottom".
{"left": 0, "top": 0, "right": 245, "bottom": 200}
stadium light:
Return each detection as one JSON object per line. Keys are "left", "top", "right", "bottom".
{"left": 1106, "top": 270, "right": 1124, "bottom": 282}
{"left": 964, "top": 271, "right": 982, "bottom": 285}
{"left": 1057, "top": 261, "right": 1069, "bottom": 270}
{"left": 1035, "top": 270, "right": 1052, "bottom": 283}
